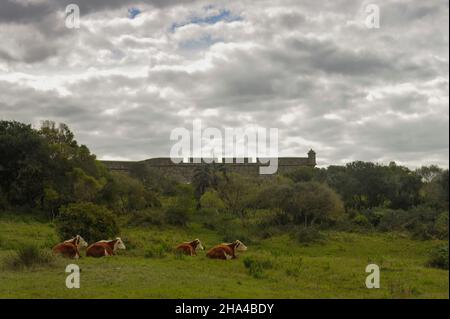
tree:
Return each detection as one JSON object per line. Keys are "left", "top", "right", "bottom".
{"left": 325, "top": 161, "right": 422, "bottom": 210}
{"left": 415, "top": 165, "right": 443, "bottom": 183}
{"left": 192, "top": 165, "right": 213, "bottom": 204}
{"left": 101, "top": 172, "right": 160, "bottom": 213}
{"left": 216, "top": 174, "right": 255, "bottom": 218}
{"left": 385, "top": 164, "right": 422, "bottom": 210}
{"left": 0, "top": 121, "right": 50, "bottom": 206}
{"left": 280, "top": 182, "right": 344, "bottom": 227}
{"left": 200, "top": 190, "right": 225, "bottom": 213}
{"left": 129, "top": 162, "right": 178, "bottom": 195}
{"left": 420, "top": 169, "right": 449, "bottom": 210}
{"left": 70, "top": 167, "right": 104, "bottom": 203}
{"left": 285, "top": 167, "right": 315, "bottom": 183}
{"left": 42, "top": 186, "right": 60, "bottom": 220}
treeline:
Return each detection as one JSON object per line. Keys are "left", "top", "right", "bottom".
{"left": 0, "top": 120, "right": 448, "bottom": 244}
{"left": 185, "top": 161, "right": 448, "bottom": 242}
{"left": 0, "top": 120, "right": 161, "bottom": 219}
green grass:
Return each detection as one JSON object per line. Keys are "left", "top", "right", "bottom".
{"left": 0, "top": 216, "right": 448, "bottom": 298}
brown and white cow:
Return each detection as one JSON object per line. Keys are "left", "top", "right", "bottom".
{"left": 206, "top": 240, "right": 248, "bottom": 260}
{"left": 86, "top": 238, "right": 126, "bottom": 257}
{"left": 52, "top": 235, "right": 87, "bottom": 259}
{"left": 65, "top": 235, "right": 88, "bottom": 249}
{"left": 175, "top": 239, "right": 204, "bottom": 256}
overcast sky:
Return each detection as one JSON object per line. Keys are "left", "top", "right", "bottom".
{"left": 0, "top": 0, "right": 448, "bottom": 168}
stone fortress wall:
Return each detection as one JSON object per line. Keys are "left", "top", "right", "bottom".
{"left": 101, "top": 150, "right": 316, "bottom": 183}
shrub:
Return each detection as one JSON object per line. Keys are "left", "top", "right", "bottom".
{"left": 294, "top": 227, "right": 325, "bottom": 245}
{"left": 353, "top": 214, "right": 370, "bottom": 227}
{"left": 200, "top": 190, "right": 225, "bottom": 212}
{"left": 56, "top": 202, "right": 120, "bottom": 242}
{"left": 427, "top": 245, "right": 449, "bottom": 270}
{"left": 4, "top": 244, "right": 55, "bottom": 270}
{"left": 285, "top": 167, "right": 315, "bottom": 182}
{"left": 197, "top": 207, "right": 220, "bottom": 230}
{"left": 243, "top": 257, "right": 273, "bottom": 279}
{"left": 144, "top": 243, "right": 172, "bottom": 258}
{"left": 434, "top": 212, "right": 449, "bottom": 239}
{"left": 277, "top": 182, "right": 345, "bottom": 227}
{"left": 128, "top": 209, "right": 165, "bottom": 227}
{"left": 411, "top": 224, "right": 433, "bottom": 240}
{"left": 218, "top": 221, "right": 253, "bottom": 244}
{"left": 102, "top": 172, "right": 161, "bottom": 213}
{"left": 0, "top": 189, "right": 9, "bottom": 210}
{"left": 377, "top": 208, "right": 412, "bottom": 232}
{"left": 259, "top": 208, "right": 292, "bottom": 227}
{"left": 165, "top": 205, "right": 189, "bottom": 226}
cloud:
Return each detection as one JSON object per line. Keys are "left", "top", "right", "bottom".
{"left": 0, "top": 0, "right": 448, "bottom": 168}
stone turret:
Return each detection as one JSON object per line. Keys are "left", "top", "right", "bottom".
{"left": 308, "top": 149, "right": 316, "bottom": 166}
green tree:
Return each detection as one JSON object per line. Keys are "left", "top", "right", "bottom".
{"left": 101, "top": 172, "right": 160, "bottom": 213}
{"left": 192, "top": 165, "right": 213, "bottom": 204}
{"left": 216, "top": 174, "right": 255, "bottom": 218}
{"left": 0, "top": 121, "right": 50, "bottom": 207}
{"left": 281, "top": 182, "right": 345, "bottom": 227}
{"left": 285, "top": 167, "right": 315, "bottom": 183}
{"left": 70, "top": 168, "right": 105, "bottom": 203}
{"left": 200, "top": 190, "right": 225, "bottom": 213}
{"left": 129, "top": 162, "right": 179, "bottom": 195}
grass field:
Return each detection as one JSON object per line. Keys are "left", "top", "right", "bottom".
{"left": 0, "top": 215, "right": 448, "bottom": 299}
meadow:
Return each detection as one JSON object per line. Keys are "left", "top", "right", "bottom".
{"left": 0, "top": 214, "right": 448, "bottom": 299}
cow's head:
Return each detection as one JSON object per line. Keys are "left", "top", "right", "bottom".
{"left": 77, "top": 235, "right": 88, "bottom": 248}
{"left": 192, "top": 239, "right": 204, "bottom": 251}
{"left": 65, "top": 235, "right": 88, "bottom": 248}
{"left": 234, "top": 240, "right": 248, "bottom": 252}
{"left": 114, "top": 237, "right": 126, "bottom": 250}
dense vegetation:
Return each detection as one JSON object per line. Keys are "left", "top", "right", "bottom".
{"left": 0, "top": 120, "right": 448, "bottom": 273}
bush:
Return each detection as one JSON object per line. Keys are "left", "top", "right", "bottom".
{"left": 144, "top": 243, "right": 171, "bottom": 258}
{"left": 200, "top": 190, "right": 225, "bottom": 213}
{"left": 434, "top": 212, "right": 449, "bottom": 239}
{"left": 375, "top": 206, "right": 446, "bottom": 239}
{"left": 0, "top": 189, "right": 9, "bottom": 210}
{"left": 243, "top": 257, "right": 273, "bottom": 279}
{"left": 4, "top": 244, "right": 55, "bottom": 270}
{"left": 218, "top": 220, "right": 253, "bottom": 244}
{"left": 56, "top": 202, "right": 120, "bottom": 242}
{"left": 165, "top": 205, "right": 189, "bottom": 226}
{"left": 276, "top": 182, "right": 345, "bottom": 227}
{"left": 294, "top": 227, "right": 325, "bottom": 245}
{"left": 128, "top": 209, "right": 165, "bottom": 227}
{"left": 427, "top": 245, "right": 449, "bottom": 270}
{"left": 259, "top": 208, "right": 292, "bottom": 227}
{"left": 196, "top": 207, "right": 220, "bottom": 230}
{"left": 353, "top": 214, "right": 370, "bottom": 227}
{"left": 285, "top": 167, "right": 315, "bottom": 182}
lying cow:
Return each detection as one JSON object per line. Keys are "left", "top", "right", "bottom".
{"left": 52, "top": 235, "right": 88, "bottom": 259}
{"left": 175, "top": 239, "right": 204, "bottom": 256}
{"left": 206, "top": 240, "right": 248, "bottom": 260}
{"left": 86, "top": 238, "right": 126, "bottom": 257}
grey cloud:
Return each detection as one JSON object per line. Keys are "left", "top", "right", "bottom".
{"left": 0, "top": 0, "right": 448, "bottom": 167}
